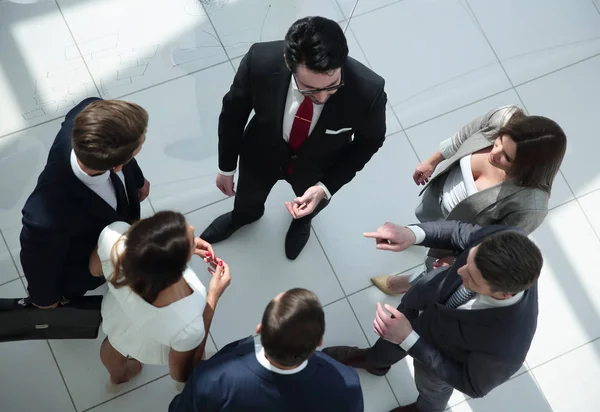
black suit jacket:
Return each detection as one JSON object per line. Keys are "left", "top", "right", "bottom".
{"left": 402, "top": 221, "right": 538, "bottom": 398}
{"left": 20, "top": 97, "right": 145, "bottom": 306}
{"left": 218, "top": 41, "right": 387, "bottom": 195}
{"left": 169, "top": 336, "right": 364, "bottom": 412}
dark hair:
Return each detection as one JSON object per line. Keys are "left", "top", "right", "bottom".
{"left": 499, "top": 114, "right": 567, "bottom": 193}
{"left": 110, "top": 211, "right": 191, "bottom": 304}
{"left": 260, "top": 288, "right": 325, "bottom": 367}
{"left": 284, "top": 16, "right": 348, "bottom": 73}
{"left": 72, "top": 99, "right": 148, "bottom": 171}
{"left": 475, "top": 231, "right": 543, "bottom": 294}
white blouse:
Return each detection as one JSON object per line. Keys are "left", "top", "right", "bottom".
{"left": 440, "top": 154, "right": 479, "bottom": 217}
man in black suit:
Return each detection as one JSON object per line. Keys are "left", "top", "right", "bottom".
{"left": 201, "top": 16, "right": 387, "bottom": 260}
{"left": 20, "top": 97, "right": 149, "bottom": 308}
{"left": 323, "top": 221, "right": 543, "bottom": 412}
{"left": 169, "top": 288, "right": 364, "bottom": 412}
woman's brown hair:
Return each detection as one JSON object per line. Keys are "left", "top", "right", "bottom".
{"left": 109, "top": 211, "right": 191, "bottom": 303}
{"left": 499, "top": 114, "right": 567, "bottom": 193}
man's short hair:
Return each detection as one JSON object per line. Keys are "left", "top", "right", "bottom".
{"left": 260, "top": 288, "right": 325, "bottom": 367}
{"left": 72, "top": 99, "right": 148, "bottom": 171}
{"left": 284, "top": 16, "right": 348, "bottom": 73}
{"left": 475, "top": 231, "right": 543, "bottom": 294}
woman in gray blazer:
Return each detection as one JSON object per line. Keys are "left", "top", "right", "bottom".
{"left": 372, "top": 105, "right": 566, "bottom": 295}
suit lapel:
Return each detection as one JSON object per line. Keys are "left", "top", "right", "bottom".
{"left": 420, "top": 134, "right": 492, "bottom": 196}
{"left": 309, "top": 88, "right": 342, "bottom": 136}
{"left": 67, "top": 172, "right": 119, "bottom": 223}
{"left": 400, "top": 265, "right": 455, "bottom": 310}
{"left": 123, "top": 167, "right": 141, "bottom": 220}
{"left": 437, "top": 258, "right": 467, "bottom": 305}
{"left": 272, "top": 61, "right": 292, "bottom": 147}
{"left": 446, "top": 181, "right": 526, "bottom": 223}
{"left": 295, "top": 84, "right": 345, "bottom": 158}
{"left": 67, "top": 165, "right": 142, "bottom": 223}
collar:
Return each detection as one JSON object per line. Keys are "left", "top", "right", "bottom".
{"left": 474, "top": 291, "right": 524, "bottom": 308}
{"left": 70, "top": 150, "right": 110, "bottom": 186}
{"left": 290, "top": 75, "right": 304, "bottom": 99}
{"left": 254, "top": 344, "right": 308, "bottom": 375}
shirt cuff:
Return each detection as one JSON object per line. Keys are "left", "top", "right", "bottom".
{"left": 438, "top": 137, "right": 454, "bottom": 159}
{"left": 399, "top": 330, "right": 420, "bottom": 352}
{"left": 406, "top": 225, "right": 426, "bottom": 245}
{"left": 316, "top": 182, "right": 332, "bottom": 200}
{"left": 218, "top": 169, "right": 236, "bottom": 176}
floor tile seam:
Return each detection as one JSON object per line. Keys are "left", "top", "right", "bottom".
{"left": 0, "top": 230, "right": 21, "bottom": 286}
{"left": 78, "top": 373, "right": 170, "bottom": 412}
{"left": 45, "top": 340, "right": 78, "bottom": 412}
{"left": 54, "top": 0, "right": 102, "bottom": 97}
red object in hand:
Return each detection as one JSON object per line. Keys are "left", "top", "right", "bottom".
{"left": 432, "top": 256, "right": 454, "bottom": 268}
{"left": 218, "top": 260, "right": 223, "bottom": 267}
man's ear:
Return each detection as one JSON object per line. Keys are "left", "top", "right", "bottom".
{"left": 256, "top": 323, "right": 262, "bottom": 335}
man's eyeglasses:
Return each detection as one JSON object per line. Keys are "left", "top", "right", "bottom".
{"left": 293, "top": 71, "right": 344, "bottom": 95}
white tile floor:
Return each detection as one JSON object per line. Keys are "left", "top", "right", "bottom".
{"left": 1, "top": 0, "right": 599, "bottom": 411}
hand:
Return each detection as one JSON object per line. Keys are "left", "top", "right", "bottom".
{"left": 373, "top": 302, "right": 413, "bottom": 345}
{"left": 285, "top": 186, "right": 325, "bottom": 219}
{"left": 363, "top": 223, "right": 416, "bottom": 252}
{"left": 193, "top": 237, "right": 216, "bottom": 263}
{"left": 33, "top": 301, "right": 59, "bottom": 309}
{"left": 216, "top": 174, "right": 235, "bottom": 197}
{"left": 433, "top": 256, "right": 454, "bottom": 269}
{"left": 413, "top": 160, "right": 436, "bottom": 185}
{"left": 137, "top": 179, "right": 151, "bottom": 201}
{"left": 207, "top": 259, "right": 231, "bottom": 301}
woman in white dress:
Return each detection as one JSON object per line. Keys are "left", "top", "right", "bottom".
{"left": 90, "top": 211, "right": 231, "bottom": 384}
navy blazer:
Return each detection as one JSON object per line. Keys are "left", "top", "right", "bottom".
{"left": 20, "top": 97, "right": 145, "bottom": 306}
{"left": 169, "top": 336, "right": 364, "bottom": 412}
{"left": 400, "top": 221, "right": 538, "bottom": 398}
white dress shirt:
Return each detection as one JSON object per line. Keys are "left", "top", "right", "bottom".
{"left": 254, "top": 343, "right": 307, "bottom": 375}
{"left": 70, "top": 150, "right": 127, "bottom": 209}
{"left": 281, "top": 78, "right": 325, "bottom": 142}
{"left": 218, "top": 78, "right": 332, "bottom": 199}
{"left": 399, "top": 225, "right": 525, "bottom": 352}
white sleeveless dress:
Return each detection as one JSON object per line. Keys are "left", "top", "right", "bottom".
{"left": 98, "top": 222, "right": 207, "bottom": 365}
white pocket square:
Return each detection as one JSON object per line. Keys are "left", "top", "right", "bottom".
{"left": 325, "top": 127, "right": 352, "bottom": 135}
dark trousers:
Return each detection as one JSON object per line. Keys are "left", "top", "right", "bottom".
{"left": 232, "top": 159, "right": 330, "bottom": 226}
{"left": 60, "top": 265, "right": 105, "bottom": 299}
{"left": 365, "top": 316, "right": 453, "bottom": 412}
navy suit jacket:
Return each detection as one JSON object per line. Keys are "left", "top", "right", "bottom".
{"left": 169, "top": 336, "right": 364, "bottom": 412}
{"left": 400, "top": 221, "right": 538, "bottom": 398}
{"left": 19, "top": 97, "right": 145, "bottom": 306}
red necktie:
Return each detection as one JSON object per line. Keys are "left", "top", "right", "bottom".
{"left": 288, "top": 97, "right": 314, "bottom": 174}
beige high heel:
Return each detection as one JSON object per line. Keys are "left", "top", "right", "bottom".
{"left": 370, "top": 274, "right": 410, "bottom": 296}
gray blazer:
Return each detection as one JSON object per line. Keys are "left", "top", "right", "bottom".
{"left": 415, "top": 105, "right": 549, "bottom": 235}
